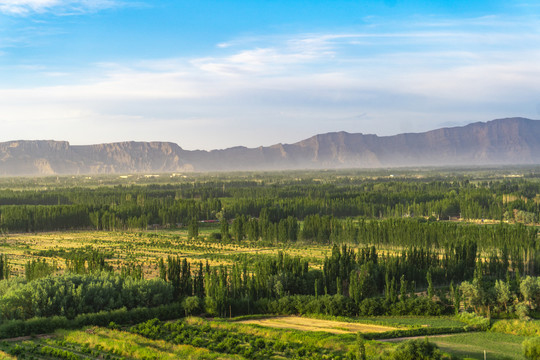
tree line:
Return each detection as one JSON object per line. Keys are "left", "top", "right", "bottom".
{"left": 1, "top": 241, "right": 539, "bottom": 322}
{"left": 1, "top": 176, "right": 540, "bottom": 232}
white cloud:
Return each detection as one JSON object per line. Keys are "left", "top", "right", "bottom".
{"left": 2, "top": 16, "right": 540, "bottom": 149}
{"left": 192, "top": 47, "right": 326, "bottom": 76}
{"left": 191, "top": 34, "right": 345, "bottom": 76}
{"left": 0, "top": 0, "right": 121, "bottom": 15}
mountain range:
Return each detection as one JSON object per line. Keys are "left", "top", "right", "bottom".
{"left": 1, "top": 117, "right": 539, "bottom": 176}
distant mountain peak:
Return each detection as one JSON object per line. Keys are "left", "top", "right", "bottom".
{"left": 1, "top": 117, "right": 539, "bottom": 176}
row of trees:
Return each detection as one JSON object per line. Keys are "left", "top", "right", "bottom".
{"left": 151, "top": 246, "right": 539, "bottom": 318}
{"left": 2, "top": 206, "right": 538, "bottom": 280}
{"left": 1, "top": 242, "right": 540, "bottom": 322}
{"left": 2, "top": 176, "right": 540, "bottom": 232}
{"left": 216, "top": 216, "right": 539, "bottom": 277}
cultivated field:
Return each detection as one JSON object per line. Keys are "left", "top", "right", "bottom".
{"left": 238, "top": 316, "right": 398, "bottom": 334}
{"left": 0, "top": 229, "right": 338, "bottom": 277}
{"left": 0, "top": 326, "right": 244, "bottom": 360}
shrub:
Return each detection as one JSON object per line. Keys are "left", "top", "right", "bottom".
{"left": 516, "top": 303, "right": 530, "bottom": 321}
{"left": 384, "top": 338, "right": 442, "bottom": 360}
{"left": 358, "top": 298, "right": 383, "bottom": 316}
{"left": 523, "top": 337, "right": 540, "bottom": 360}
{"left": 456, "top": 312, "right": 490, "bottom": 331}
{"left": 107, "top": 321, "right": 120, "bottom": 330}
{"left": 491, "top": 319, "right": 540, "bottom": 336}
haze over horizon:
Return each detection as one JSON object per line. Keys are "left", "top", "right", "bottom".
{"left": 1, "top": 0, "right": 540, "bottom": 150}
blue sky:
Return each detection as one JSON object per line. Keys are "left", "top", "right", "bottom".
{"left": 1, "top": 0, "right": 539, "bottom": 150}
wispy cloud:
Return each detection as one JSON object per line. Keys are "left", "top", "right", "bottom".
{"left": 2, "top": 15, "right": 540, "bottom": 149}
{"left": 192, "top": 47, "right": 328, "bottom": 76}
{"left": 0, "top": 0, "right": 122, "bottom": 16}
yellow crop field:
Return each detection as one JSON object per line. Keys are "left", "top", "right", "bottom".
{"left": 239, "top": 316, "right": 398, "bottom": 334}
{"left": 0, "top": 229, "right": 337, "bottom": 277}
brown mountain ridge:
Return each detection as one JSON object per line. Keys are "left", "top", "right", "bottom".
{"left": 1, "top": 117, "right": 539, "bottom": 176}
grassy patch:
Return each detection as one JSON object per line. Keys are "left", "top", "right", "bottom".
{"left": 428, "top": 332, "right": 527, "bottom": 360}
{"left": 354, "top": 315, "right": 467, "bottom": 329}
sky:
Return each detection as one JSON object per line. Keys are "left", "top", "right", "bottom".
{"left": 1, "top": 0, "right": 540, "bottom": 150}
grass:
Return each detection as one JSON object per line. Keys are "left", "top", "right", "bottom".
{"left": 427, "top": 332, "right": 528, "bottom": 360}
{"left": 363, "top": 316, "right": 468, "bottom": 328}
{"left": 238, "top": 316, "right": 398, "bottom": 334}
{"left": 306, "top": 314, "right": 467, "bottom": 329}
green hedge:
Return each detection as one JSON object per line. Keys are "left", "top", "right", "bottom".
{"left": 363, "top": 326, "right": 469, "bottom": 340}
{"left": 0, "top": 302, "right": 184, "bottom": 339}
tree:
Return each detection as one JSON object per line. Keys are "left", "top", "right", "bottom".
{"left": 158, "top": 258, "right": 166, "bottom": 281}
{"left": 231, "top": 216, "right": 245, "bottom": 241}
{"left": 220, "top": 216, "right": 230, "bottom": 241}
{"left": 183, "top": 296, "right": 201, "bottom": 316}
{"left": 400, "top": 275, "right": 408, "bottom": 302}
{"left": 427, "top": 270, "right": 434, "bottom": 299}
{"left": 188, "top": 218, "right": 199, "bottom": 240}
{"left": 460, "top": 281, "right": 480, "bottom": 313}
{"left": 494, "top": 279, "right": 511, "bottom": 313}
{"left": 453, "top": 283, "right": 461, "bottom": 315}
{"left": 349, "top": 264, "right": 377, "bottom": 304}
{"left": 0, "top": 255, "right": 9, "bottom": 280}
{"left": 25, "top": 259, "right": 57, "bottom": 281}
{"left": 520, "top": 276, "right": 540, "bottom": 310}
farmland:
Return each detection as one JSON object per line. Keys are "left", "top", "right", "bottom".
{"left": 0, "top": 316, "right": 529, "bottom": 359}
{"left": 0, "top": 168, "right": 539, "bottom": 359}
{"left": 0, "top": 230, "right": 333, "bottom": 278}
{"left": 238, "top": 316, "right": 398, "bottom": 334}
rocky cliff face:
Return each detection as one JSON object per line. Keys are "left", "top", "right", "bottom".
{"left": 265, "top": 117, "right": 540, "bottom": 168}
{"left": 1, "top": 117, "right": 539, "bottom": 175}
{"left": 0, "top": 140, "right": 192, "bottom": 176}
